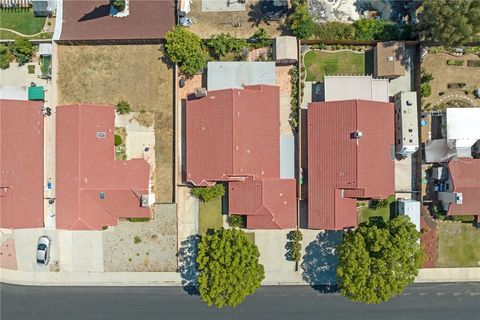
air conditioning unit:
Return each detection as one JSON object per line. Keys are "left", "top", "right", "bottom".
{"left": 194, "top": 88, "right": 207, "bottom": 98}
{"left": 140, "top": 195, "right": 149, "bottom": 207}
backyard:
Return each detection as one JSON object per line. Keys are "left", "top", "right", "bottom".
{"left": 303, "top": 49, "right": 372, "bottom": 82}
{"left": 0, "top": 9, "right": 53, "bottom": 39}
{"left": 357, "top": 195, "right": 396, "bottom": 224}
{"left": 436, "top": 221, "right": 480, "bottom": 267}
{"left": 57, "top": 45, "right": 174, "bottom": 202}
{"left": 198, "top": 197, "right": 223, "bottom": 235}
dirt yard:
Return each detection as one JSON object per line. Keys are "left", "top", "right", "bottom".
{"left": 422, "top": 53, "right": 480, "bottom": 109}
{"left": 57, "top": 45, "right": 174, "bottom": 202}
{"left": 188, "top": 0, "right": 288, "bottom": 38}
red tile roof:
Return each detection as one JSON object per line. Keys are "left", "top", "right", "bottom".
{"left": 0, "top": 100, "right": 44, "bottom": 229}
{"left": 186, "top": 85, "right": 296, "bottom": 229}
{"left": 56, "top": 104, "right": 151, "bottom": 230}
{"left": 60, "top": 0, "right": 175, "bottom": 41}
{"left": 229, "top": 177, "right": 296, "bottom": 229}
{"left": 307, "top": 100, "right": 395, "bottom": 230}
{"left": 447, "top": 158, "right": 480, "bottom": 216}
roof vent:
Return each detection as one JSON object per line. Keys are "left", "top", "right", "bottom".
{"left": 97, "top": 132, "right": 106, "bottom": 139}
{"left": 351, "top": 131, "right": 363, "bottom": 139}
{"left": 141, "top": 195, "right": 149, "bottom": 207}
{"left": 194, "top": 87, "right": 207, "bottom": 98}
{"left": 387, "top": 56, "right": 394, "bottom": 62}
{"left": 406, "top": 100, "right": 413, "bottom": 106}
{"left": 99, "top": 192, "right": 105, "bottom": 200}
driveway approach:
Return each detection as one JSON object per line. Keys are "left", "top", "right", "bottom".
{"left": 2, "top": 283, "right": 479, "bottom": 320}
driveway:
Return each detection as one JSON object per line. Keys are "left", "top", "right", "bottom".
{"left": 11, "top": 229, "right": 58, "bottom": 272}
{"left": 58, "top": 231, "right": 104, "bottom": 272}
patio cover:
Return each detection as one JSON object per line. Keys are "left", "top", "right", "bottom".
{"left": 28, "top": 86, "right": 44, "bottom": 101}
{"left": 425, "top": 139, "right": 457, "bottom": 163}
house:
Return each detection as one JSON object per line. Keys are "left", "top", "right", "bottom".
{"left": 394, "top": 91, "right": 419, "bottom": 157}
{"left": 59, "top": 0, "right": 175, "bottom": 43}
{"left": 324, "top": 76, "right": 389, "bottom": 102}
{"left": 434, "top": 158, "right": 480, "bottom": 221}
{"left": 274, "top": 36, "right": 297, "bottom": 65}
{"left": 207, "top": 62, "right": 276, "bottom": 91}
{"left": 307, "top": 100, "right": 395, "bottom": 230}
{"left": 186, "top": 85, "right": 296, "bottom": 229}
{"left": 56, "top": 104, "right": 152, "bottom": 230}
{"left": 0, "top": 100, "right": 44, "bottom": 229}
{"left": 425, "top": 108, "right": 480, "bottom": 162}
{"left": 397, "top": 199, "right": 421, "bottom": 232}
{"left": 374, "top": 42, "right": 406, "bottom": 79}
{"left": 31, "top": 0, "right": 56, "bottom": 17}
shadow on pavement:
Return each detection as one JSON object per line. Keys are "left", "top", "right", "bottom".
{"left": 178, "top": 234, "right": 200, "bottom": 295}
{"left": 301, "top": 231, "right": 343, "bottom": 293}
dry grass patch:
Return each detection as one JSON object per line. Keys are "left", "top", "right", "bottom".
{"left": 437, "top": 220, "right": 480, "bottom": 267}
{"left": 57, "top": 45, "right": 173, "bottom": 202}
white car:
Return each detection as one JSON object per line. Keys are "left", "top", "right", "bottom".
{"left": 36, "top": 236, "right": 51, "bottom": 265}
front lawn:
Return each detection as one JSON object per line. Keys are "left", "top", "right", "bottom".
{"left": 358, "top": 195, "right": 396, "bottom": 224}
{"left": 437, "top": 221, "right": 480, "bottom": 267}
{"left": 303, "top": 50, "right": 367, "bottom": 81}
{"left": 198, "top": 197, "right": 223, "bottom": 235}
{"left": 0, "top": 9, "right": 45, "bottom": 36}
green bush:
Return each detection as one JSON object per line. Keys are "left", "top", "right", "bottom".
{"left": 27, "top": 64, "right": 35, "bottom": 74}
{"left": 421, "top": 69, "right": 434, "bottom": 83}
{"left": 191, "top": 184, "right": 225, "bottom": 202}
{"left": 447, "top": 59, "right": 464, "bottom": 66}
{"left": 421, "top": 83, "right": 432, "bottom": 97}
{"left": 352, "top": 18, "right": 415, "bottom": 41}
{"left": 128, "top": 217, "right": 151, "bottom": 222}
{"left": 134, "top": 236, "right": 142, "bottom": 244}
{"left": 0, "top": 44, "right": 13, "bottom": 70}
{"left": 115, "top": 100, "right": 131, "bottom": 115}
{"left": 289, "top": 66, "right": 300, "bottom": 129}
{"left": 449, "top": 215, "right": 475, "bottom": 223}
{"left": 249, "top": 28, "right": 273, "bottom": 49}
{"left": 206, "top": 33, "right": 246, "bottom": 58}
{"left": 9, "top": 38, "right": 36, "bottom": 66}
{"left": 314, "top": 22, "right": 356, "bottom": 40}
{"left": 286, "top": 230, "right": 303, "bottom": 263}
{"left": 368, "top": 198, "right": 389, "bottom": 210}
{"left": 114, "top": 134, "right": 123, "bottom": 146}
{"left": 227, "top": 214, "right": 245, "bottom": 228}
{"left": 288, "top": 0, "right": 315, "bottom": 39}
{"left": 110, "top": 0, "right": 126, "bottom": 11}
{"left": 430, "top": 203, "right": 446, "bottom": 220}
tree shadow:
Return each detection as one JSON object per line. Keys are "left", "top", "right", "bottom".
{"left": 177, "top": 234, "right": 200, "bottom": 295}
{"left": 78, "top": 4, "right": 110, "bottom": 22}
{"left": 301, "top": 230, "right": 343, "bottom": 293}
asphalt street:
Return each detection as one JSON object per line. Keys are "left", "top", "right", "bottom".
{"left": 1, "top": 283, "right": 479, "bottom": 320}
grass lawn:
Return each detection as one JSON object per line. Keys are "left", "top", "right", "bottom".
{"left": 244, "top": 232, "right": 255, "bottom": 244}
{"left": 304, "top": 50, "right": 367, "bottom": 81}
{"left": 57, "top": 45, "right": 174, "bottom": 202}
{"left": 0, "top": 30, "right": 53, "bottom": 40}
{"left": 437, "top": 221, "right": 480, "bottom": 267}
{"left": 0, "top": 9, "right": 45, "bottom": 35}
{"left": 358, "top": 195, "right": 396, "bottom": 224}
{"left": 198, "top": 197, "right": 223, "bottom": 235}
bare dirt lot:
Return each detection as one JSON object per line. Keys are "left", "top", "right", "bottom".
{"left": 57, "top": 45, "right": 174, "bottom": 202}
{"left": 188, "top": 0, "right": 289, "bottom": 38}
{"left": 422, "top": 53, "right": 480, "bottom": 109}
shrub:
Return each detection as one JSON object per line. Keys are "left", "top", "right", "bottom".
{"left": 227, "top": 215, "right": 245, "bottom": 228}
{"left": 249, "top": 28, "right": 272, "bottom": 49}
{"left": 114, "top": 134, "right": 123, "bottom": 146}
{"left": 116, "top": 100, "right": 131, "bottom": 115}
{"left": 0, "top": 45, "right": 13, "bottom": 69}
{"left": 9, "top": 38, "right": 36, "bottom": 66}
{"left": 430, "top": 203, "right": 446, "bottom": 220}
{"left": 421, "top": 83, "right": 432, "bottom": 97}
{"left": 191, "top": 184, "right": 225, "bottom": 202}
{"left": 314, "top": 22, "right": 356, "bottom": 40}
{"left": 206, "top": 33, "right": 246, "bottom": 58}
{"left": 128, "top": 217, "right": 151, "bottom": 222}
{"left": 288, "top": 0, "right": 315, "bottom": 39}
{"left": 27, "top": 64, "right": 35, "bottom": 74}
{"left": 110, "top": 0, "right": 126, "bottom": 11}
{"left": 368, "top": 198, "right": 389, "bottom": 210}
{"left": 449, "top": 215, "right": 475, "bottom": 223}
{"left": 286, "top": 230, "right": 303, "bottom": 263}
{"left": 289, "top": 66, "right": 300, "bottom": 129}
{"left": 421, "top": 69, "right": 434, "bottom": 83}
{"left": 353, "top": 18, "right": 415, "bottom": 41}
{"left": 468, "top": 60, "right": 480, "bottom": 67}
{"left": 447, "top": 59, "right": 464, "bottom": 66}
{"left": 134, "top": 236, "right": 141, "bottom": 244}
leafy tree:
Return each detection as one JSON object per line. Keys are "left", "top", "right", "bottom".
{"left": 227, "top": 214, "right": 245, "bottom": 228}
{"left": 368, "top": 198, "right": 389, "bottom": 210}
{"left": 0, "top": 44, "right": 13, "bottom": 70}
{"left": 288, "top": 0, "right": 315, "bottom": 39}
{"left": 115, "top": 100, "right": 131, "bottom": 115}
{"left": 197, "top": 228, "right": 265, "bottom": 308}
{"left": 110, "top": 0, "right": 126, "bottom": 11}
{"left": 165, "top": 26, "right": 206, "bottom": 77}
{"left": 315, "top": 22, "right": 356, "bottom": 40}
{"left": 206, "top": 33, "right": 246, "bottom": 59}
{"left": 421, "top": 69, "right": 434, "bottom": 83}
{"left": 249, "top": 28, "right": 272, "bottom": 49}
{"left": 9, "top": 38, "right": 35, "bottom": 66}
{"left": 191, "top": 184, "right": 225, "bottom": 202}
{"left": 337, "top": 216, "right": 424, "bottom": 304}
{"left": 286, "top": 230, "right": 303, "bottom": 263}
{"left": 419, "top": 0, "right": 480, "bottom": 46}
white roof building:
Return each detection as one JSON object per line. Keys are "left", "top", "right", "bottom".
{"left": 397, "top": 199, "right": 421, "bottom": 233}
{"left": 446, "top": 108, "right": 480, "bottom": 150}
{"left": 207, "top": 62, "right": 276, "bottom": 91}
{"left": 324, "top": 76, "right": 389, "bottom": 102}
{"left": 274, "top": 36, "right": 297, "bottom": 64}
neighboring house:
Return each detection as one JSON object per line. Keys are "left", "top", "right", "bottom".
{"left": 397, "top": 199, "right": 421, "bottom": 232}
{"left": 31, "top": 0, "right": 56, "bottom": 17}
{"left": 425, "top": 108, "right": 480, "bottom": 163}
{"left": 434, "top": 158, "right": 480, "bottom": 222}
{"left": 274, "top": 36, "right": 297, "bottom": 65}
{"left": 207, "top": 62, "right": 276, "bottom": 91}
{"left": 0, "top": 100, "right": 44, "bottom": 229}
{"left": 59, "top": 0, "right": 175, "bottom": 43}
{"left": 307, "top": 100, "right": 395, "bottom": 230}
{"left": 394, "top": 91, "right": 418, "bottom": 157}
{"left": 324, "top": 75, "right": 389, "bottom": 102}
{"left": 186, "top": 85, "right": 296, "bottom": 229}
{"left": 56, "top": 104, "right": 152, "bottom": 230}
{"left": 374, "top": 41, "right": 406, "bottom": 79}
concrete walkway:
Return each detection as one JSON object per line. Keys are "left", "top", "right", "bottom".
{"left": 1, "top": 267, "right": 479, "bottom": 287}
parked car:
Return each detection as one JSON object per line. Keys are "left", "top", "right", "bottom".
{"left": 36, "top": 236, "right": 51, "bottom": 265}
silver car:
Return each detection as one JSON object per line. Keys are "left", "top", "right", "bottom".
{"left": 36, "top": 236, "right": 51, "bottom": 265}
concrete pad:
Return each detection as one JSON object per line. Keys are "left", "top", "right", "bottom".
{"left": 201, "top": 0, "right": 245, "bottom": 12}
{"left": 395, "top": 156, "right": 413, "bottom": 199}
{"left": 0, "top": 239, "right": 17, "bottom": 270}
{"left": 59, "top": 231, "right": 104, "bottom": 272}
{"left": 389, "top": 47, "right": 415, "bottom": 96}
{"left": 0, "top": 86, "right": 28, "bottom": 100}
{"left": 13, "top": 229, "right": 58, "bottom": 272}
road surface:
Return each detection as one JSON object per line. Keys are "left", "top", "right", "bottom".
{"left": 1, "top": 283, "right": 479, "bottom": 320}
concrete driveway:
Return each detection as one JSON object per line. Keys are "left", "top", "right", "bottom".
{"left": 58, "top": 231, "right": 104, "bottom": 272}
{"left": 12, "top": 229, "right": 58, "bottom": 272}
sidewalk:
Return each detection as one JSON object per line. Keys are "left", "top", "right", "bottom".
{"left": 1, "top": 268, "right": 479, "bottom": 287}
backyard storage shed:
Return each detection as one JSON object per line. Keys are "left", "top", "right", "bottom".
{"left": 375, "top": 42, "right": 406, "bottom": 78}
{"left": 397, "top": 199, "right": 421, "bottom": 232}
{"left": 274, "top": 36, "right": 297, "bottom": 64}
{"left": 31, "top": 0, "right": 56, "bottom": 17}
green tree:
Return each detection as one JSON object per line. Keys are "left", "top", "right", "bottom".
{"left": 421, "top": 83, "right": 432, "bottom": 97}
{"left": 197, "top": 228, "right": 265, "bottom": 308}
{"left": 9, "top": 38, "right": 35, "bottom": 66}
{"left": 419, "top": 0, "right": 480, "bottom": 46}
{"left": 191, "top": 184, "right": 225, "bottom": 202}
{"left": 165, "top": 26, "right": 206, "bottom": 77}
{"left": 110, "top": 0, "right": 126, "bottom": 11}
{"left": 249, "top": 28, "right": 272, "bottom": 49}
{"left": 0, "top": 44, "right": 13, "bottom": 70}
{"left": 206, "top": 33, "right": 246, "bottom": 59}
{"left": 227, "top": 214, "right": 245, "bottom": 228}
{"left": 115, "top": 100, "right": 131, "bottom": 115}
{"left": 288, "top": 0, "right": 315, "bottom": 39}
{"left": 315, "top": 22, "right": 356, "bottom": 40}
{"left": 286, "top": 230, "right": 303, "bottom": 263}
{"left": 337, "top": 216, "right": 424, "bottom": 304}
